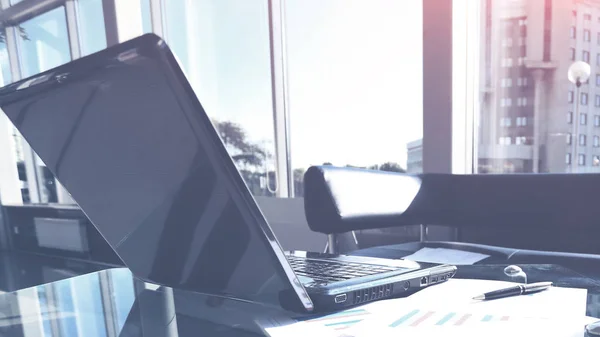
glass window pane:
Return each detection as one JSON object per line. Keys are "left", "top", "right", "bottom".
{"left": 477, "top": 1, "right": 598, "bottom": 174}
{"left": 78, "top": 0, "right": 108, "bottom": 56}
{"left": 141, "top": 0, "right": 152, "bottom": 33}
{"left": 0, "top": 31, "right": 11, "bottom": 85}
{"left": 18, "top": 7, "right": 71, "bottom": 78}
{"left": 163, "top": 0, "right": 276, "bottom": 197}
{"left": 286, "top": 0, "right": 423, "bottom": 196}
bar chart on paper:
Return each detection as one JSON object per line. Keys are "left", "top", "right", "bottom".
{"left": 301, "top": 308, "right": 372, "bottom": 331}
{"left": 387, "top": 309, "right": 511, "bottom": 327}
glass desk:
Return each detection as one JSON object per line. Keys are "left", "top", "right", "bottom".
{"left": 0, "top": 264, "right": 598, "bottom": 336}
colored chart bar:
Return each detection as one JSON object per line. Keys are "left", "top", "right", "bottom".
{"left": 410, "top": 311, "right": 435, "bottom": 326}
{"left": 481, "top": 315, "right": 493, "bottom": 322}
{"left": 454, "top": 313, "right": 472, "bottom": 326}
{"left": 389, "top": 310, "right": 420, "bottom": 327}
{"left": 435, "top": 312, "right": 456, "bottom": 326}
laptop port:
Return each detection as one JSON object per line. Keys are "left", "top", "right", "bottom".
{"left": 431, "top": 276, "right": 438, "bottom": 283}
{"left": 420, "top": 276, "right": 428, "bottom": 286}
{"left": 440, "top": 275, "right": 446, "bottom": 281}
{"left": 335, "top": 294, "right": 347, "bottom": 304}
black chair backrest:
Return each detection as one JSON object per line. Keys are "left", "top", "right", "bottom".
{"left": 304, "top": 165, "right": 600, "bottom": 254}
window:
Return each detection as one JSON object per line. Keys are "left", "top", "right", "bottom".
{"left": 594, "top": 136, "right": 600, "bottom": 147}
{"left": 598, "top": 32, "right": 600, "bottom": 45}
{"left": 568, "top": 91, "right": 574, "bottom": 103}
{"left": 582, "top": 93, "right": 589, "bottom": 105}
{"left": 515, "top": 136, "right": 527, "bottom": 145}
{"left": 596, "top": 95, "right": 600, "bottom": 107}
{"left": 500, "top": 117, "right": 512, "bottom": 127}
{"left": 568, "top": 111, "right": 573, "bottom": 124}
{"left": 19, "top": 8, "right": 71, "bottom": 78}
{"left": 594, "top": 156, "right": 600, "bottom": 166}
{"left": 570, "top": 48, "right": 576, "bottom": 61}
{"left": 579, "top": 134, "right": 587, "bottom": 146}
{"left": 516, "top": 116, "right": 527, "bottom": 126}
{"left": 595, "top": 115, "right": 600, "bottom": 127}
{"left": 501, "top": 58, "right": 514, "bottom": 67}
{"left": 77, "top": 0, "right": 107, "bottom": 56}
{"left": 579, "top": 154, "right": 586, "bottom": 166}
{"left": 581, "top": 113, "right": 588, "bottom": 125}
{"left": 583, "top": 51, "right": 590, "bottom": 63}
{"left": 498, "top": 137, "right": 512, "bottom": 145}
{"left": 573, "top": 10, "right": 577, "bottom": 18}
{"left": 163, "top": 0, "right": 277, "bottom": 196}
{"left": 566, "top": 153, "right": 572, "bottom": 165}
{"left": 517, "top": 57, "right": 525, "bottom": 66}
{"left": 518, "top": 19, "right": 527, "bottom": 26}
{"left": 567, "top": 133, "right": 572, "bottom": 145}
{"left": 286, "top": 0, "right": 423, "bottom": 187}
{"left": 502, "top": 38, "right": 513, "bottom": 47}
{"left": 585, "top": 14, "right": 592, "bottom": 21}
{"left": 500, "top": 78, "right": 512, "bottom": 88}
{"left": 584, "top": 29, "right": 591, "bottom": 42}
{"left": 597, "top": 53, "right": 600, "bottom": 66}
{"left": 596, "top": 74, "right": 600, "bottom": 86}
{"left": 571, "top": 26, "right": 576, "bottom": 39}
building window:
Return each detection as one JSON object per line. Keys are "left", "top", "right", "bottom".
{"left": 570, "top": 48, "right": 576, "bottom": 61}
{"left": 568, "top": 91, "right": 574, "bottom": 103}
{"left": 596, "top": 95, "right": 600, "bottom": 107}
{"left": 500, "top": 117, "right": 512, "bottom": 127}
{"left": 499, "top": 137, "right": 512, "bottom": 145}
{"left": 573, "top": 10, "right": 578, "bottom": 18}
{"left": 515, "top": 136, "right": 527, "bottom": 145}
{"left": 584, "top": 51, "right": 591, "bottom": 63}
{"left": 579, "top": 154, "right": 586, "bottom": 166}
{"left": 568, "top": 111, "right": 573, "bottom": 124}
{"left": 571, "top": 26, "right": 577, "bottom": 39}
{"left": 501, "top": 58, "right": 514, "bottom": 67}
{"left": 598, "top": 32, "right": 600, "bottom": 45}
{"left": 580, "top": 134, "right": 587, "bottom": 146}
{"left": 566, "top": 153, "right": 572, "bottom": 165}
{"left": 500, "top": 78, "right": 513, "bottom": 88}
{"left": 581, "top": 113, "right": 588, "bottom": 125}
{"left": 517, "top": 57, "right": 526, "bottom": 66}
{"left": 582, "top": 93, "right": 589, "bottom": 105}
{"left": 502, "top": 38, "right": 513, "bottom": 47}
{"left": 597, "top": 74, "right": 600, "bottom": 86}
{"left": 594, "top": 135, "right": 600, "bottom": 147}
{"left": 516, "top": 116, "right": 527, "bottom": 126}
{"left": 518, "top": 18, "right": 527, "bottom": 26}
{"left": 596, "top": 115, "right": 600, "bottom": 127}
{"left": 567, "top": 133, "right": 572, "bottom": 145}
{"left": 594, "top": 155, "right": 600, "bottom": 166}
{"left": 585, "top": 14, "right": 592, "bottom": 21}
{"left": 516, "top": 97, "right": 528, "bottom": 106}
{"left": 597, "top": 54, "right": 600, "bottom": 66}
{"left": 585, "top": 29, "right": 591, "bottom": 42}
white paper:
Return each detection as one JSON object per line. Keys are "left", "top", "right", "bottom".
{"left": 403, "top": 247, "right": 490, "bottom": 265}
{"left": 298, "top": 279, "right": 589, "bottom": 336}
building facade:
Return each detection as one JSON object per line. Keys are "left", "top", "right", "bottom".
{"left": 479, "top": 0, "right": 600, "bottom": 173}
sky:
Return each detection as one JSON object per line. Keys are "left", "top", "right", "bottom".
{"left": 166, "top": 0, "right": 423, "bottom": 170}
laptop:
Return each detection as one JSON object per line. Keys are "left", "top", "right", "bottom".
{"left": 0, "top": 34, "right": 456, "bottom": 313}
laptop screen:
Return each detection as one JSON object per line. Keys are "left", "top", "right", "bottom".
{"left": 0, "top": 35, "right": 309, "bottom": 309}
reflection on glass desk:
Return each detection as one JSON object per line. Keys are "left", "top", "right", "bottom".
{"left": 1, "top": 264, "right": 599, "bottom": 336}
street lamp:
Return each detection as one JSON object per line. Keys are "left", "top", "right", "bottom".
{"left": 568, "top": 61, "right": 591, "bottom": 173}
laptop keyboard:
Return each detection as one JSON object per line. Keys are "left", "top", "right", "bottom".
{"left": 287, "top": 255, "right": 400, "bottom": 283}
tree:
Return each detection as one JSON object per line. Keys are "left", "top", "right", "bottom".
{"left": 369, "top": 162, "right": 406, "bottom": 173}
{"left": 0, "top": 27, "right": 29, "bottom": 44}
{"left": 212, "top": 119, "right": 267, "bottom": 169}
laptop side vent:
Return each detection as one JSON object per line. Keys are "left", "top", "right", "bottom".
{"left": 353, "top": 284, "right": 393, "bottom": 304}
